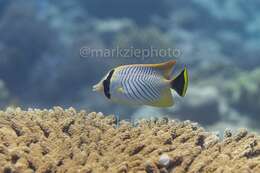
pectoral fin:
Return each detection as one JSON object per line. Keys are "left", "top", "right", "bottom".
{"left": 116, "top": 86, "right": 125, "bottom": 94}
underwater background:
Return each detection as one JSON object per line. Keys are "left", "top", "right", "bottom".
{"left": 0, "top": 0, "right": 260, "bottom": 133}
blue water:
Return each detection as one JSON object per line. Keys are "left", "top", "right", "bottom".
{"left": 0, "top": 0, "right": 260, "bottom": 133}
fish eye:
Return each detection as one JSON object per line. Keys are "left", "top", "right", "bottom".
{"left": 103, "top": 69, "right": 114, "bottom": 81}
{"left": 102, "top": 69, "right": 115, "bottom": 99}
{"left": 103, "top": 69, "right": 114, "bottom": 83}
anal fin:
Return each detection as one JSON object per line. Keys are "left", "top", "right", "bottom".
{"left": 149, "top": 88, "right": 174, "bottom": 107}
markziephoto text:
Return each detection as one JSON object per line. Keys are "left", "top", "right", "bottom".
{"left": 80, "top": 46, "right": 182, "bottom": 59}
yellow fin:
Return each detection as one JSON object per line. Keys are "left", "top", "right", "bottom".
{"left": 117, "top": 60, "right": 176, "bottom": 79}
{"left": 149, "top": 88, "right": 174, "bottom": 107}
{"left": 153, "top": 60, "right": 176, "bottom": 79}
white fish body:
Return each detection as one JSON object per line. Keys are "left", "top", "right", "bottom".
{"left": 109, "top": 66, "right": 172, "bottom": 107}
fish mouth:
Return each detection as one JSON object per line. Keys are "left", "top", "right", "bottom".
{"left": 92, "top": 83, "right": 103, "bottom": 92}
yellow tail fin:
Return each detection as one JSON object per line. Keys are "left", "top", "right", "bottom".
{"left": 170, "top": 67, "right": 189, "bottom": 97}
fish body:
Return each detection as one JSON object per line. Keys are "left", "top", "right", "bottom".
{"left": 93, "top": 60, "right": 188, "bottom": 107}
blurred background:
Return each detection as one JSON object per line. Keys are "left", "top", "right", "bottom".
{"left": 0, "top": 0, "right": 260, "bottom": 133}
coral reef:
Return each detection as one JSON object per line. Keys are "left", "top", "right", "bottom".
{"left": 0, "top": 107, "right": 260, "bottom": 173}
{"left": 1, "top": 0, "right": 260, "bottom": 133}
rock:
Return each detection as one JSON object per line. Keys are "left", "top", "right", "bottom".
{"left": 158, "top": 154, "right": 171, "bottom": 167}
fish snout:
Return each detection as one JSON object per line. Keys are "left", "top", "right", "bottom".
{"left": 92, "top": 82, "right": 103, "bottom": 92}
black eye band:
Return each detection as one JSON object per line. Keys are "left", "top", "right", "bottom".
{"left": 103, "top": 69, "right": 115, "bottom": 99}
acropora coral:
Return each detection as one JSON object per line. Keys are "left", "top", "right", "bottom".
{"left": 0, "top": 107, "right": 260, "bottom": 173}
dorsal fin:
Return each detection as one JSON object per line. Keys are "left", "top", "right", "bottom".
{"left": 117, "top": 60, "right": 176, "bottom": 79}
{"left": 152, "top": 60, "right": 176, "bottom": 79}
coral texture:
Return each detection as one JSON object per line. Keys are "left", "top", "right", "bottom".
{"left": 0, "top": 107, "right": 260, "bottom": 173}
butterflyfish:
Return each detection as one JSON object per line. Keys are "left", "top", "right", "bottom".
{"left": 93, "top": 60, "right": 188, "bottom": 107}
